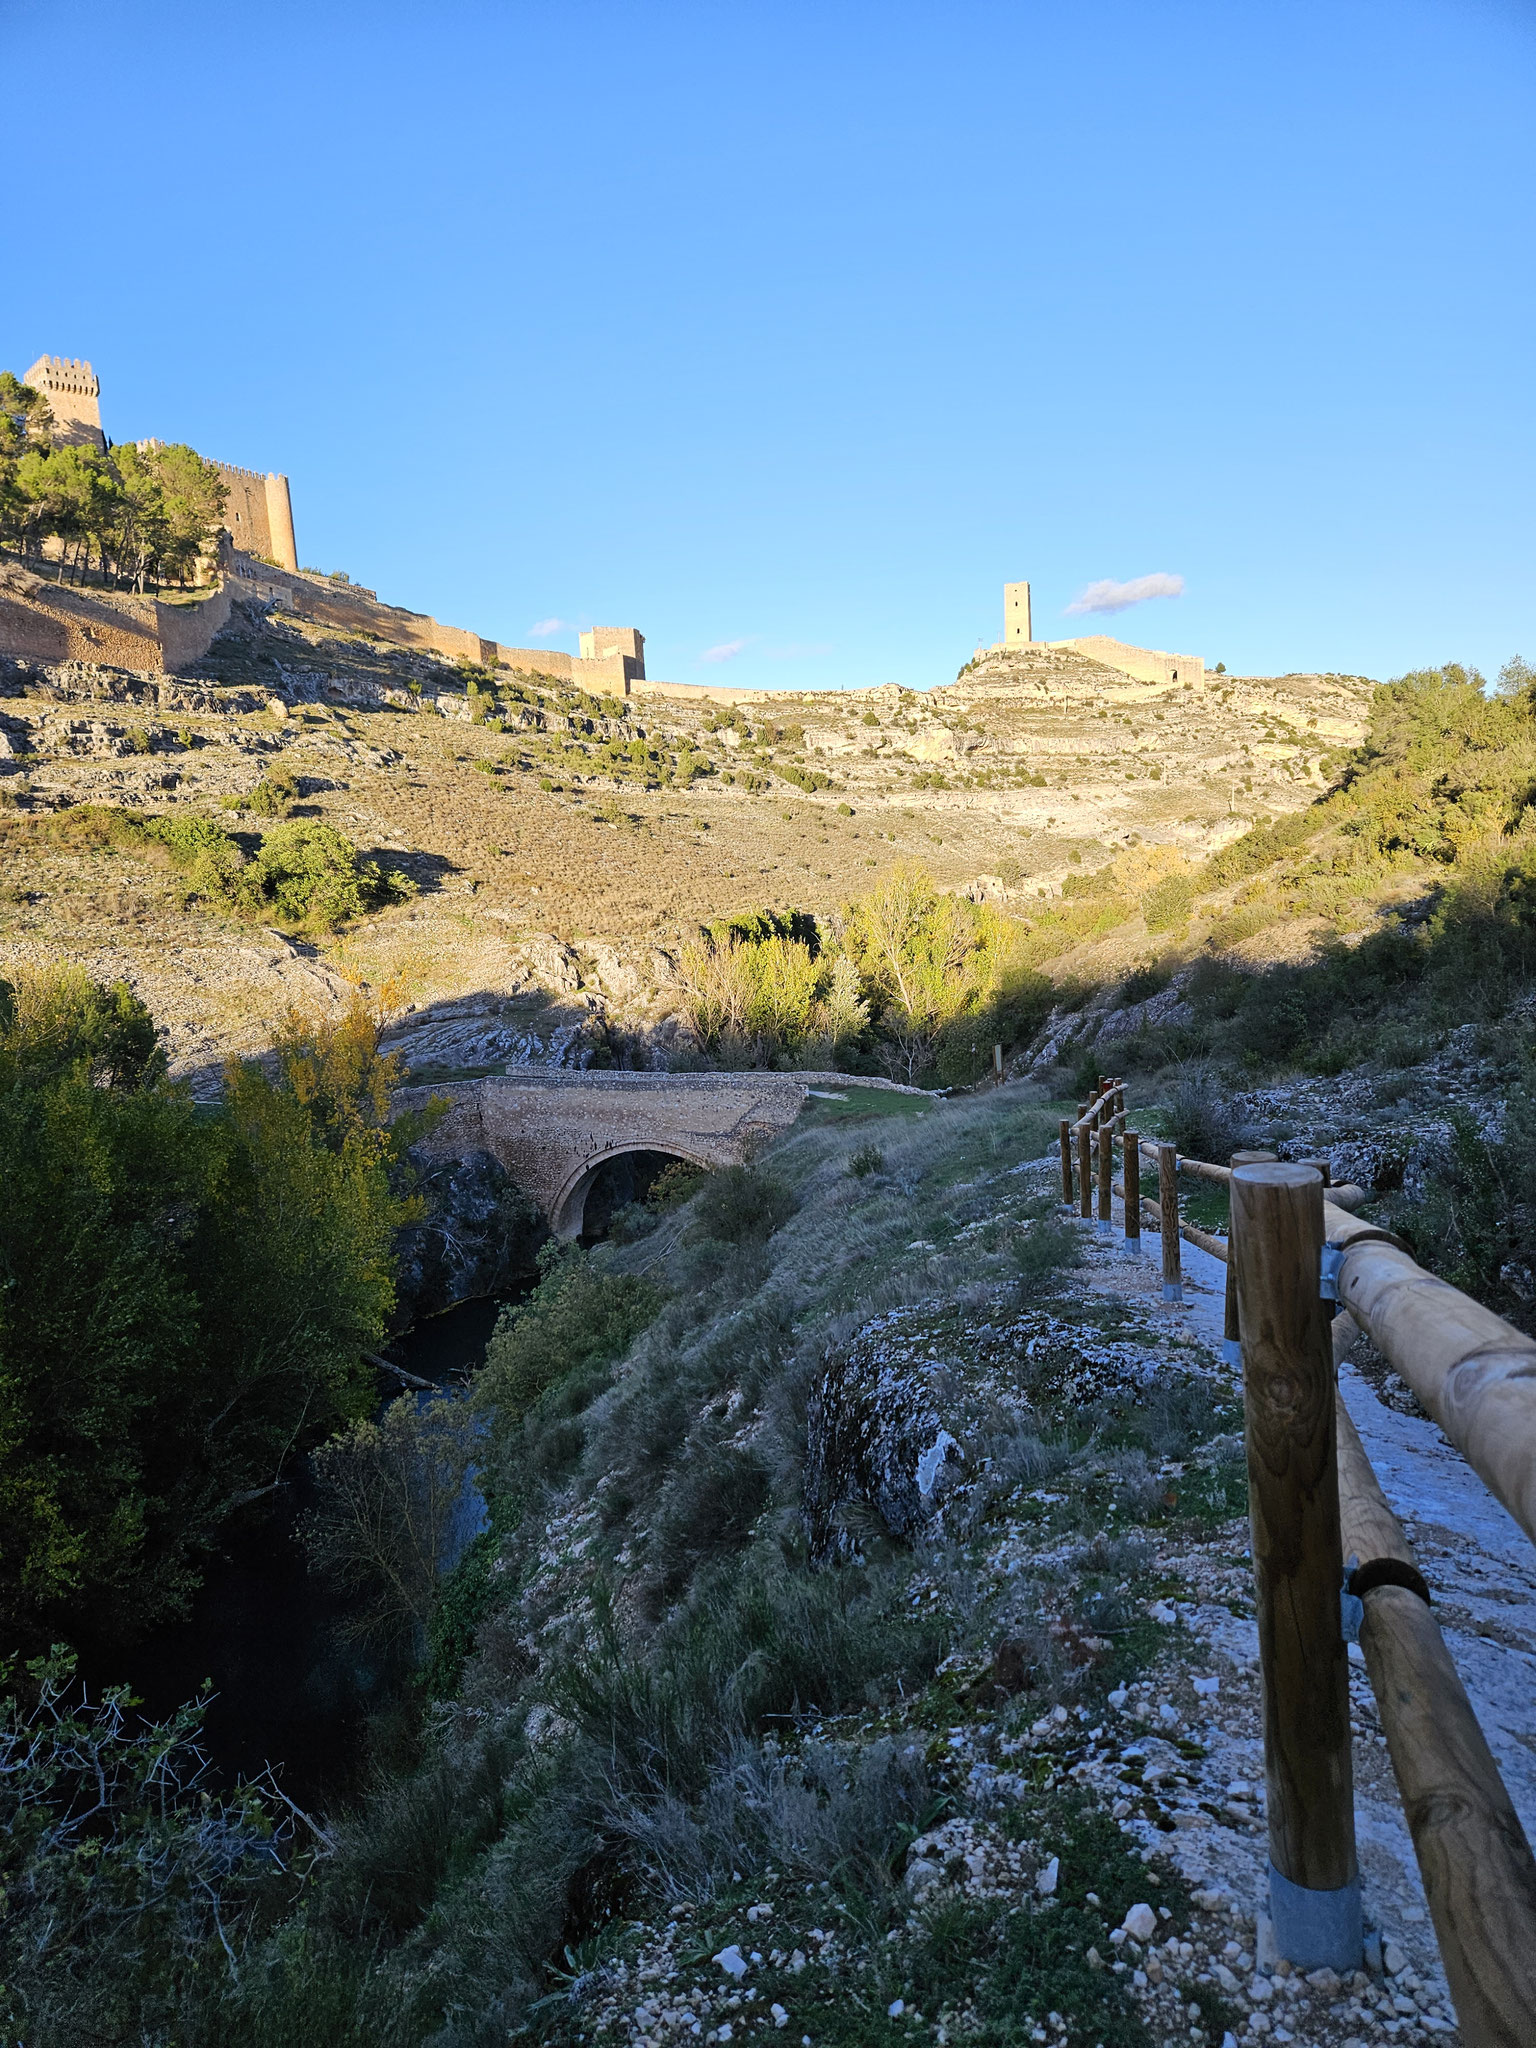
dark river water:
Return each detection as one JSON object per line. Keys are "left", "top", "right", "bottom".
{"left": 111, "top": 1294, "right": 511, "bottom": 1811}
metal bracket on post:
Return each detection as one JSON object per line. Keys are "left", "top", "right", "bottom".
{"left": 1340, "top": 1557, "right": 1364, "bottom": 1644}
{"left": 1319, "top": 1243, "right": 1345, "bottom": 1302}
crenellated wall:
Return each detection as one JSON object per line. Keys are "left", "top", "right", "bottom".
{"left": 207, "top": 460, "right": 298, "bottom": 570}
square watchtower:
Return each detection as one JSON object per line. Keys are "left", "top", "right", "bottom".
{"left": 1005, "top": 580, "right": 1032, "bottom": 646}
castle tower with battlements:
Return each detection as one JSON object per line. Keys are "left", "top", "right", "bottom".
{"left": 208, "top": 459, "right": 299, "bottom": 571}
{"left": 25, "top": 351, "right": 299, "bottom": 571}
{"left": 23, "top": 355, "right": 105, "bottom": 450}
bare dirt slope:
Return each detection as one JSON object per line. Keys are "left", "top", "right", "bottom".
{"left": 0, "top": 599, "right": 1374, "bottom": 1080}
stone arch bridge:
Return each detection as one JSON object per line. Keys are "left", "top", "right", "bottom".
{"left": 399, "top": 1068, "right": 813, "bottom": 1238}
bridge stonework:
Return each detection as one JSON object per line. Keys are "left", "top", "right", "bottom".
{"left": 399, "top": 1068, "right": 811, "bottom": 1237}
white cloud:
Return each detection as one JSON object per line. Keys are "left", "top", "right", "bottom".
{"left": 700, "top": 638, "right": 747, "bottom": 664}
{"left": 529, "top": 616, "right": 565, "bottom": 636}
{"left": 1064, "top": 572, "right": 1185, "bottom": 617}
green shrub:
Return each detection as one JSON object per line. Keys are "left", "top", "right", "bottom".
{"left": 477, "top": 1245, "right": 663, "bottom": 1439}
{"left": 848, "top": 1142, "right": 885, "bottom": 1177}
{"left": 423, "top": 1528, "right": 498, "bottom": 1700}
{"left": 1121, "top": 960, "right": 1173, "bottom": 1005}
{"left": 0, "top": 969, "right": 164, "bottom": 1090}
{"left": 1160, "top": 1061, "right": 1239, "bottom": 1163}
{"left": 236, "top": 769, "right": 300, "bottom": 817}
{"left": 690, "top": 1164, "right": 796, "bottom": 1244}
{"left": 1142, "top": 873, "right": 1192, "bottom": 932}
{"left": 239, "top": 820, "right": 414, "bottom": 931}
{"left": 648, "top": 1159, "right": 706, "bottom": 1209}
{"left": 0, "top": 1650, "right": 314, "bottom": 2047}
{"left": 1386, "top": 1084, "right": 1536, "bottom": 1325}
{"left": 0, "top": 983, "right": 407, "bottom": 1648}
{"left": 1011, "top": 1214, "right": 1081, "bottom": 1293}
{"left": 143, "top": 811, "right": 248, "bottom": 907}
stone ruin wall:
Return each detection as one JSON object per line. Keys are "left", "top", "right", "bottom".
{"left": 1050, "top": 634, "right": 1206, "bottom": 690}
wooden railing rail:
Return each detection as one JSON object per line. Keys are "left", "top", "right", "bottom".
{"left": 1323, "top": 1204, "right": 1536, "bottom": 1554}
{"left": 1052, "top": 1110, "right": 1536, "bottom": 2031}
{"left": 1331, "top": 1309, "right": 1536, "bottom": 2045}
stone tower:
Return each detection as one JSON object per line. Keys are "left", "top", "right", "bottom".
{"left": 1004, "top": 580, "right": 1032, "bottom": 646}
{"left": 22, "top": 355, "right": 105, "bottom": 450}
{"left": 137, "top": 444, "right": 300, "bottom": 572}
{"left": 579, "top": 627, "right": 646, "bottom": 683}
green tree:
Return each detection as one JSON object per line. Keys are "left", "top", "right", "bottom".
{"left": 0, "top": 974, "right": 416, "bottom": 1649}
{"left": 11, "top": 443, "right": 121, "bottom": 581}
{"left": 0, "top": 372, "right": 54, "bottom": 545}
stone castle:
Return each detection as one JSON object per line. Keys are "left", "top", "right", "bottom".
{"left": 982, "top": 579, "right": 1205, "bottom": 690}
{"left": 22, "top": 355, "right": 299, "bottom": 571}
{"left": 6, "top": 361, "right": 1208, "bottom": 699}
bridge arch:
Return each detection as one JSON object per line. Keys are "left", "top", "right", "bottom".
{"left": 551, "top": 1141, "right": 716, "bottom": 1240}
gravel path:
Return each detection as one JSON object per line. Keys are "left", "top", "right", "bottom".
{"left": 1066, "top": 1191, "right": 1536, "bottom": 2044}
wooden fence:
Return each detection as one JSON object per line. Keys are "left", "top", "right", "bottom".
{"left": 1059, "top": 1080, "right": 1536, "bottom": 2045}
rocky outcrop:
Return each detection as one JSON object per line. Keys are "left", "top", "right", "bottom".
{"left": 803, "top": 1312, "right": 964, "bottom": 1562}
{"left": 393, "top": 1146, "right": 544, "bottom": 1326}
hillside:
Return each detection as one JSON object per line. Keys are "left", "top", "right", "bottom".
{"left": 5, "top": 1080, "right": 1509, "bottom": 2044}
{"left": 0, "top": 594, "right": 1373, "bottom": 1083}
{"left": 8, "top": 595, "right": 1536, "bottom": 2047}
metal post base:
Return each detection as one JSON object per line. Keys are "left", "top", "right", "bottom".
{"left": 1097, "top": 1219, "right": 1113, "bottom": 1236}
{"left": 1162, "top": 1282, "right": 1183, "bottom": 1303}
{"left": 1123, "top": 1233, "right": 1141, "bottom": 1255}
{"left": 1268, "top": 1864, "right": 1362, "bottom": 1974}
{"left": 1222, "top": 1337, "right": 1242, "bottom": 1368}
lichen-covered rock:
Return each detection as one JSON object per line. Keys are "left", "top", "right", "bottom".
{"left": 393, "top": 1146, "right": 543, "bottom": 1326}
{"left": 803, "top": 1312, "right": 964, "bottom": 1561}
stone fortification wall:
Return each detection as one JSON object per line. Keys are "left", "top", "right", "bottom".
{"left": 1050, "top": 634, "right": 1205, "bottom": 689}
{"left": 225, "top": 553, "right": 498, "bottom": 666}
{"left": 495, "top": 645, "right": 575, "bottom": 681}
{"left": 630, "top": 677, "right": 775, "bottom": 708}
{"left": 222, "top": 557, "right": 647, "bottom": 695}
{"left": 0, "top": 562, "right": 233, "bottom": 671}
{"left": 155, "top": 583, "right": 236, "bottom": 668}
{"left": 496, "top": 645, "right": 640, "bottom": 694}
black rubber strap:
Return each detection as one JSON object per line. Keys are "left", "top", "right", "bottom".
{"left": 1348, "top": 1556, "right": 1431, "bottom": 1606}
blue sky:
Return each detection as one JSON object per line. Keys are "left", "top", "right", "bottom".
{"left": 6, "top": 1, "right": 1533, "bottom": 691}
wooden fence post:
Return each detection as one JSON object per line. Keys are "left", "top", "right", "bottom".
{"left": 1224, "top": 1150, "right": 1277, "bottom": 1366}
{"left": 1123, "top": 1131, "right": 1141, "bottom": 1251}
{"left": 1058, "top": 1119, "right": 1074, "bottom": 1206}
{"left": 1077, "top": 1118, "right": 1093, "bottom": 1221}
{"left": 993, "top": 1042, "right": 1003, "bottom": 1084}
{"left": 1232, "top": 1162, "right": 1361, "bottom": 1973}
{"left": 1097, "top": 1123, "right": 1113, "bottom": 1233}
{"left": 1157, "top": 1142, "right": 1182, "bottom": 1301}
